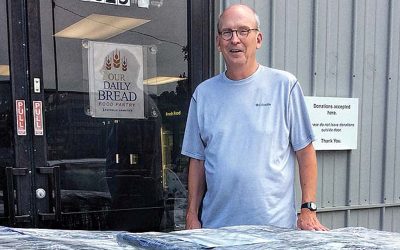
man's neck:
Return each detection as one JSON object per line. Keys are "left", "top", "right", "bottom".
{"left": 225, "top": 63, "right": 259, "bottom": 80}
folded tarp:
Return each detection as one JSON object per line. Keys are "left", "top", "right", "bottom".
{"left": 117, "top": 225, "right": 400, "bottom": 249}
{"left": 0, "top": 226, "right": 125, "bottom": 250}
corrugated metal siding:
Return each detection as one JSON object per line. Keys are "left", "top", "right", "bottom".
{"left": 217, "top": 0, "right": 400, "bottom": 232}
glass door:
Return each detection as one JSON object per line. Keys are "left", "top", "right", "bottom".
{"left": 36, "top": 0, "right": 190, "bottom": 231}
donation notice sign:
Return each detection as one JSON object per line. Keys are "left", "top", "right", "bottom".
{"left": 304, "top": 96, "right": 359, "bottom": 150}
{"left": 88, "top": 41, "right": 144, "bottom": 119}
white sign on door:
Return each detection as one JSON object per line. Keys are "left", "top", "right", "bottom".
{"left": 88, "top": 41, "right": 144, "bottom": 119}
{"left": 33, "top": 101, "right": 44, "bottom": 136}
{"left": 81, "top": 0, "right": 131, "bottom": 6}
{"left": 304, "top": 96, "right": 359, "bottom": 150}
{"left": 16, "top": 100, "right": 26, "bottom": 136}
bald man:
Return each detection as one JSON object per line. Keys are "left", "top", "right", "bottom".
{"left": 182, "top": 4, "right": 328, "bottom": 231}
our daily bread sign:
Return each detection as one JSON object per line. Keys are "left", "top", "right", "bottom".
{"left": 304, "top": 96, "right": 359, "bottom": 150}
{"left": 88, "top": 41, "right": 144, "bottom": 119}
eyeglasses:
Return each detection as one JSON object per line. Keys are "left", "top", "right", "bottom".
{"left": 218, "top": 28, "right": 259, "bottom": 41}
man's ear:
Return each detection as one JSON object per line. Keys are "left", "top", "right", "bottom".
{"left": 216, "top": 36, "right": 221, "bottom": 52}
{"left": 256, "top": 32, "right": 263, "bottom": 49}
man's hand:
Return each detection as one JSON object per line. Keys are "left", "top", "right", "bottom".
{"left": 297, "top": 209, "right": 329, "bottom": 231}
{"left": 185, "top": 158, "right": 205, "bottom": 230}
{"left": 296, "top": 144, "right": 328, "bottom": 231}
{"left": 185, "top": 211, "right": 202, "bottom": 230}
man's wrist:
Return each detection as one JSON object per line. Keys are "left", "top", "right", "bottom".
{"left": 301, "top": 202, "right": 317, "bottom": 211}
{"left": 186, "top": 210, "right": 199, "bottom": 218}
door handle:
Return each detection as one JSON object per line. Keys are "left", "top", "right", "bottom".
{"left": 36, "top": 166, "right": 61, "bottom": 221}
{"left": 5, "top": 167, "right": 31, "bottom": 224}
{"left": 130, "top": 153, "right": 138, "bottom": 165}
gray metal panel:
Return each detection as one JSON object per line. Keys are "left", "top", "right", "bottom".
{"left": 369, "top": 209, "right": 382, "bottom": 230}
{"left": 332, "top": 152, "right": 349, "bottom": 206}
{"left": 348, "top": 0, "right": 365, "bottom": 208}
{"left": 357, "top": 0, "right": 373, "bottom": 206}
{"left": 270, "top": 0, "right": 286, "bottom": 70}
{"left": 296, "top": 0, "right": 314, "bottom": 95}
{"left": 370, "top": 0, "right": 389, "bottom": 205}
{"left": 217, "top": 0, "right": 400, "bottom": 232}
{"left": 385, "top": 207, "right": 400, "bottom": 232}
{"left": 254, "top": 0, "right": 270, "bottom": 68}
{"left": 384, "top": 0, "right": 400, "bottom": 207}
{"left": 318, "top": 211, "right": 347, "bottom": 229}
{"left": 383, "top": 208, "right": 393, "bottom": 232}
{"left": 396, "top": 0, "right": 400, "bottom": 208}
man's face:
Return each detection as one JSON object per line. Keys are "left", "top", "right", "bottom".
{"left": 217, "top": 6, "right": 262, "bottom": 70}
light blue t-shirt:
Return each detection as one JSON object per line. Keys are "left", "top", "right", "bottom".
{"left": 181, "top": 65, "right": 315, "bottom": 229}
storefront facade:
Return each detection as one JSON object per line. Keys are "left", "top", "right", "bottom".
{"left": 2, "top": 0, "right": 400, "bottom": 234}
{"left": 0, "top": 0, "right": 214, "bottom": 231}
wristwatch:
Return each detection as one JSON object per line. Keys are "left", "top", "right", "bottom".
{"left": 301, "top": 202, "right": 317, "bottom": 211}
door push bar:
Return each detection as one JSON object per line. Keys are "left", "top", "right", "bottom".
{"left": 36, "top": 166, "right": 61, "bottom": 221}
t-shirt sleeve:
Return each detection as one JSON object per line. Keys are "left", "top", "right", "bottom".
{"left": 288, "top": 81, "right": 315, "bottom": 151}
{"left": 181, "top": 95, "right": 205, "bottom": 160}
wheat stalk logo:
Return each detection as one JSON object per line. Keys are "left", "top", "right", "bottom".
{"left": 113, "top": 49, "right": 121, "bottom": 68}
{"left": 105, "top": 56, "right": 112, "bottom": 70}
{"left": 122, "top": 57, "right": 128, "bottom": 71}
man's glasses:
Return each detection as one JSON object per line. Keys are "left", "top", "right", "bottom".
{"left": 218, "top": 28, "right": 259, "bottom": 41}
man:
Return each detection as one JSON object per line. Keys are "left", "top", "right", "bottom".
{"left": 181, "top": 4, "right": 328, "bottom": 231}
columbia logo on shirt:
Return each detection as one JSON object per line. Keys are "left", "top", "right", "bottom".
{"left": 255, "top": 103, "right": 271, "bottom": 107}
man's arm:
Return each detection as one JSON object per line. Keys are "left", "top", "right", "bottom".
{"left": 296, "top": 143, "right": 329, "bottom": 231}
{"left": 185, "top": 158, "right": 206, "bottom": 229}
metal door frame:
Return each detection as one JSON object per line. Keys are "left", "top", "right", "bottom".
{"left": 7, "top": 0, "right": 50, "bottom": 227}
{"left": 7, "top": 0, "right": 35, "bottom": 227}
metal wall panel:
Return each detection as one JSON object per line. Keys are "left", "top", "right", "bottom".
{"left": 217, "top": 0, "right": 400, "bottom": 232}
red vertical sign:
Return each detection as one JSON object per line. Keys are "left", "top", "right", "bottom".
{"left": 33, "top": 101, "right": 44, "bottom": 136}
{"left": 16, "top": 100, "right": 26, "bottom": 136}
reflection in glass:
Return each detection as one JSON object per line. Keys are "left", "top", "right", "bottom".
{"left": 0, "top": 83, "right": 13, "bottom": 222}
{"left": 41, "top": 0, "right": 189, "bottom": 231}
